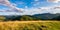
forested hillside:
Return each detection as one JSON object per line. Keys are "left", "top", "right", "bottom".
{"left": 0, "top": 13, "right": 60, "bottom": 21}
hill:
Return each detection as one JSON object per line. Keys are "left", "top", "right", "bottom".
{"left": 33, "top": 13, "right": 60, "bottom": 20}
{"left": 0, "top": 13, "right": 60, "bottom": 21}
{"left": 52, "top": 15, "right": 60, "bottom": 20}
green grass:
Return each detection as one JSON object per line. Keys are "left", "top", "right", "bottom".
{"left": 0, "top": 21, "right": 60, "bottom": 30}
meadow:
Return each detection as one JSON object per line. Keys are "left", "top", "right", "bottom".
{"left": 0, "top": 21, "right": 60, "bottom": 30}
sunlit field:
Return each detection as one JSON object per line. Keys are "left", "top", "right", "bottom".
{"left": 0, "top": 21, "right": 60, "bottom": 30}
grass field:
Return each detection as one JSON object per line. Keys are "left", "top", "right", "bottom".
{"left": 0, "top": 21, "right": 60, "bottom": 30}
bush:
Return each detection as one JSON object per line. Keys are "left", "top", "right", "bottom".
{"left": 20, "top": 15, "right": 33, "bottom": 21}
{"left": 0, "top": 16, "right": 5, "bottom": 21}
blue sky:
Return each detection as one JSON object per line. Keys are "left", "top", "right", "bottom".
{"left": 0, "top": 0, "right": 60, "bottom": 15}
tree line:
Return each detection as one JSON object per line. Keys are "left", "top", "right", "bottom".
{"left": 0, "top": 15, "right": 60, "bottom": 21}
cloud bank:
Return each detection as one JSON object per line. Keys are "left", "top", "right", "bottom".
{"left": 21, "top": 5, "right": 60, "bottom": 15}
{"left": 0, "top": 0, "right": 60, "bottom": 15}
{"left": 47, "top": 0, "right": 60, "bottom": 3}
{"left": 0, "top": 0, "right": 22, "bottom": 12}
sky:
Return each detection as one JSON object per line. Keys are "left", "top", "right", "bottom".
{"left": 0, "top": 0, "right": 60, "bottom": 15}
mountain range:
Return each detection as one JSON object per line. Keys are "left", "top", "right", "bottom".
{"left": 32, "top": 13, "right": 60, "bottom": 19}
{"left": 4, "top": 13, "right": 60, "bottom": 20}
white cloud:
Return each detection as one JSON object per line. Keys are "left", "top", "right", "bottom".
{"left": 0, "top": 0, "right": 60, "bottom": 15}
{"left": 20, "top": 7, "right": 51, "bottom": 15}
{"left": 50, "top": 6, "right": 60, "bottom": 13}
{"left": 21, "top": 9, "right": 41, "bottom": 15}
{"left": 41, "top": 6, "right": 60, "bottom": 14}
{"left": 42, "top": 5, "right": 60, "bottom": 14}
{"left": 25, "top": 6, "right": 28, "bottom": 9}
{"left": 22, "top": 6, "right": 60, "bottom": 15}
{"left": 34, "top": 0, "right": 39, "bottom": 1}
{"left": 1, "top": 6, "right": 60, "bottom": 15}
{"left": 47, "top": 0, "right": 60, "bottom": 3}
{"left": 31, "top": 1, "right": 40, "bottom": 7}
{"left": 0, "top": 0, "right": 22, "bottom": 12}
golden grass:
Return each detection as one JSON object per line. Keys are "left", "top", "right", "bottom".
{"left": 0, "top": 21, "right": 59, "bottom": 30}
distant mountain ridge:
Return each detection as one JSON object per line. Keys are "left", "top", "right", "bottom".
{"left": 32, "top": 13, "right": 60, "bottom": 19}
{"left": 0, "top": 13, "right": 60, "bottom": 20}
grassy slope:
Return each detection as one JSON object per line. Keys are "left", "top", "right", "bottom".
{"left": 0, "top": 21, "right": 60, "bottom": 30}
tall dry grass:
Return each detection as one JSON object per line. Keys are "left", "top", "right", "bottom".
{"left": 0, "top": 21, "right": 59, "bottom": 30}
